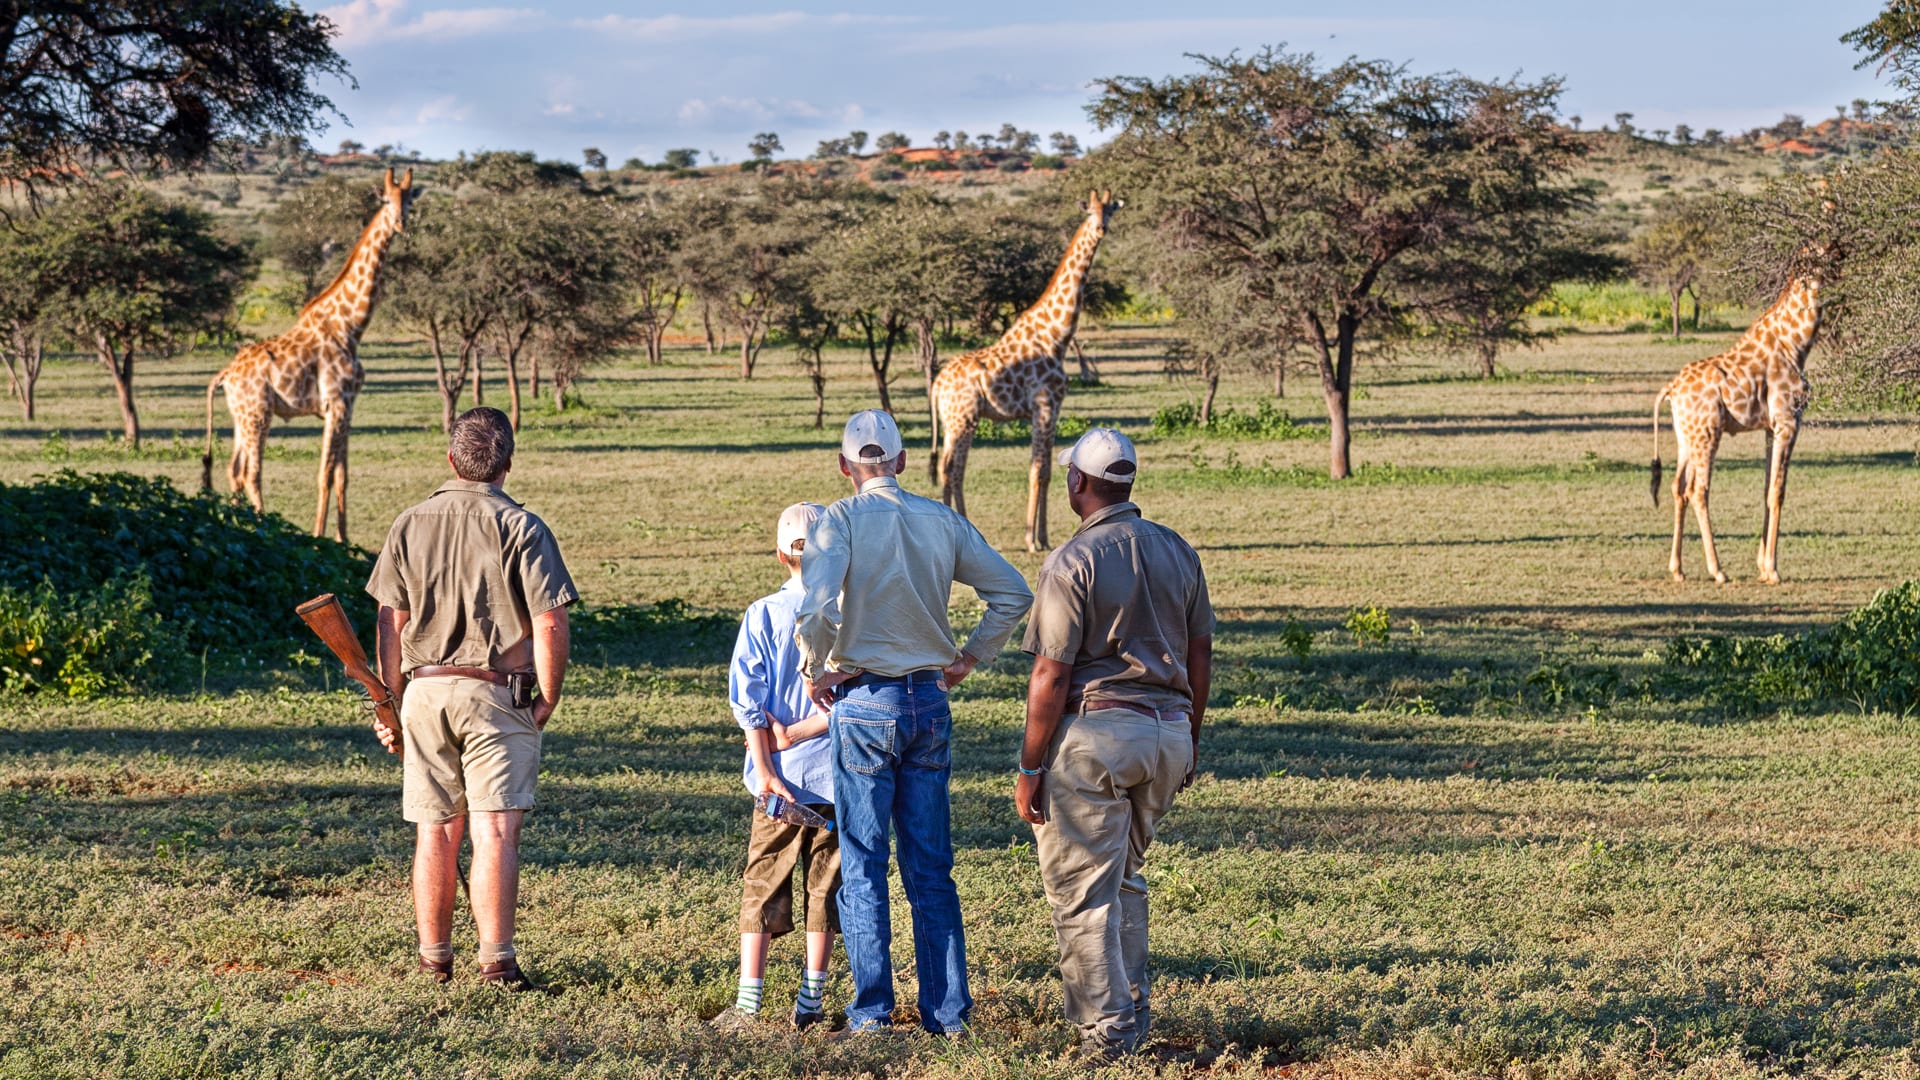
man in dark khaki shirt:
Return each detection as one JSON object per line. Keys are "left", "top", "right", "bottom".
{"left": 366, "top": 407, "right": 577, "bottom": 991}
{"left": 1015, "top": 428, "right": 1213, "bottom": 1060}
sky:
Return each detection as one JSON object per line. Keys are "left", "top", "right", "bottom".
{"left": 314, "top": 0, "right": 1897, "bottom": 164}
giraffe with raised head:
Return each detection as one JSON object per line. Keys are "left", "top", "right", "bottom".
{"left": 202, "top": 168, "right": 416, "bottom": 542}
{"left": 930, "top": 190, "right": 1120, "bottom": 552}
{"left": 1651, "top": 269, "right": 1824, "bottom": 584}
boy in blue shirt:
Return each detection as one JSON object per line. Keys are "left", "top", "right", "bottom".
{"left": 714, "top": 501, "right": 840, "bottom": 1032}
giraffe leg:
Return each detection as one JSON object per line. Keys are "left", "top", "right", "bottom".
{"left": 1689, "top": 446, "right": 1727, "bottom": 584}
{"left": 231, "top": 410, "right": 270, "bottom": 513}
{"left": 313, "top": 408, "right": 346, "bottom": 538}
{"left": 945, "top": 423, "right": 976, "bottom": 520}
{"left": 332, "top": 424, "right": 352, "bottom": 544}
{"left": 1026, "top": 391, "right": 1058, "bottom": 552}
{"left": 1669, "top": 457, "right": 1689, "bottom": 582}
{"left": 1759, "top": 426, "right": 1796, "bottom": 585}
{"left": 1757, "top": 431, "right": 1774, "bottom": 576}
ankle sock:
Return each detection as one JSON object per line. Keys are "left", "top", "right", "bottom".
{"left": 735, "top": 977, "right": 764, "bottom": 1014}
{"left": 797, "top": 969, "right": 826, "bottom": 1013}
{"left": 419, "top": 941, "right": 453, "bottom": 965}
{"left": 477, "top": 941, "right": 516, "bottom": 965}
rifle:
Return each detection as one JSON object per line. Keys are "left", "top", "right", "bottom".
{"left": 295, "top": 593, "right": 402, "bottom": 756}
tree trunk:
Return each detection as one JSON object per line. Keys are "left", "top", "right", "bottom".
{"left": 862, "top": 315, "right": 897, "bottom": 414}
{"left": 646, "top": 324, "right": 665, "bottom": 366}
{"left": 19, "top": 344, "right": 35, "bottom": 420}
{"left": 1310, "top": 312, "right": 1355, "bottom": 479}
{"left": 1669, "top": 286, "right": 1682, "bottom": 337}
{"left": 810, "top": 363, "right": 826, "bottom": 429}
{"left": 1479, "top": 341, "right": 1498, "bottom": 379}
{"left": 1688, "top": 288, "right": 1701, "bottom": 331}
{"left": 473, "top": 347, "right": 485, "bottom": 405}
{"left": 426, "top": 320, "right": 469, "bottom": 433}
{"left": 739, "top": 329, "right": 758, "bottom": 379}
{"left": 98, "top": 337, "right": 139, "bottom": 447}
{"left": 1272, "top": 356, "right": 1285, "bottom": 398}
{"left": 1071, "top": 337, "right": 1098, "bottom": 385}
{"left": 553, "top": 376, "right": 568, "bottom": 411}
{"left": 702, "top": 302, "right": 716, "bottom": 354}
{"left": 504, "top": 350, "right": 522, "bottom": 431}
{"left": 916, "top": 319, "right": 940, "bottom": 453}
{"left": 1200, "top": 366, "right": 1219, "bottom": 427}
{"left": 530, "top": 354, "right": 541, "bottom": 401}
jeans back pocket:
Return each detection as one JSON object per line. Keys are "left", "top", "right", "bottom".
{"left": 836, "top": 713, "right": 896, "bottom": 776}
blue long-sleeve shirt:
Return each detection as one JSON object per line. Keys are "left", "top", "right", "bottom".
{"left": 728, "top": 578, "right": 834, "bottom": 805}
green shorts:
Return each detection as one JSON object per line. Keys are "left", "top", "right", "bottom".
{"left": 401, "top": 676, "right": 541, "bottom": 822}
{"left": 739, "top": 805, "right": 841, "bottom": 937}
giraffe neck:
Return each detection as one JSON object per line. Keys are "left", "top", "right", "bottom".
{"left": 294, "top": 208, "right": 399, "bottom": 348}
{"left": 1004, "top": 215, "right": 1104, "bottom": 354}
{"left": 1737, "top": 281, "right": 1821, "bottom": 367}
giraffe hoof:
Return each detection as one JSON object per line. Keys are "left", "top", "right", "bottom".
{"left": 1671, "top": 570, "right": 1685, "bottom": 583}
{"left": 1759, "top": 572, "right": 1781, "bottom": 586}
{"left": 1711, "top": 572, "right": 1729, "bottom": 584}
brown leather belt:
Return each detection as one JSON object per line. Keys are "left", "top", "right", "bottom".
{"left": 410, "top": 665, "right": 510, "bottom": 686}
{"left": 1079, "top": 699, "right": 1187, "bottom": 720}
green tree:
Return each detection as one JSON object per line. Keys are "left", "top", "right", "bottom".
{"left": 443, "top": 150, "right": 583, "bottom": 194}
{"left": 1844, "top": 2, "right": 1920, "bottom": 98}
{"left": 37, "top": 185, "right": 251, "bottom": 446}
{"left": 1088, "top": 47, "right": 1590, "bottom": 477}
{"left": 608, "top": 196, "right": 688, "bottom": 367}
{"left": 1048, "top": 131, "right": 1081, "bottom": 156}
{"left": 815, "top": 190, "right": 962, "bottom": 413}
{"left": 383, "top": 196, "right": 495, "bottom": 431}
{"left": 0, "top": 211, "right": 57, "bottom": 419}
{"left": 663, "top": 148, "right": 700, "bottom": 170}
{"left": 1631, "top": 196, "right": 1719, "bottom": 336}
{"left": 0, "top": 2, "right": 346, "bottom": 184}
{"left": 262, "top": 174, "right": 382, "bottom": 304}
{"left": 874, "top": 131, "right": 911, "bottom": 153}
{"left": 583, "top": 147, "right": 608, "bottom": 172}
{"left": 747, "top": 132, "right": 783, "bottom": 161}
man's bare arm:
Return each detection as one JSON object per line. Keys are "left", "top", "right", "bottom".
{"left": 1183, "top": 634, "right": 1213, "bottom": 788}
{"left": 1015, "top": 656, "right": 1074, "bottom": 825}
{"left": 374, "top": 605, "right": 410, "bottom": 751}
{"left": 531, "top": 605, "right": 570, "bottom": 729}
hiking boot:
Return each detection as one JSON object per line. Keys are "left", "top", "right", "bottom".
{"left": 790, "top": 1006, "right": 825, "bottom": 1033}
{"left": 477, "top": 958, "right": 539, "bottom": 993}
{"left": 709, "top": 1006, "right": 761, "bottom": 1033}
{"left": 417, "top": 955, "right": 453, "bottom": 984}
{"left": 1075, "top": 1032, "right": 1126, "bottom": 1064}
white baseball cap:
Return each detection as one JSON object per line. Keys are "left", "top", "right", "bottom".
{"left": 841, "top": 409, "right": 903, "bottom": 464}
{"left": 1056, "top": 427, "right": 1138, "bottom": 483}
{"left": 776, "top": 501, "right": 824, "bottom": 554}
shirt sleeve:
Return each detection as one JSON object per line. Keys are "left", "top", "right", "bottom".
{"left": 365, "top": 517, "right": 411, "bottom": 611}
{"left": 1022, "top": 562, "right": 1086, "bottom": 663}
{"left": 515, "top": 517, "right": 579, "bottom": 615}
{"left": 796, "top": 504, "right": 851, "bottom": 681}
{"left": 1187, "top": 548, "right": 1216, "bottom": 640}
{"left": 727, "top": 605, "right": 772, "bottom": 730}
{"left": 953, "top": 518, "right": 1033, "bottom": 664}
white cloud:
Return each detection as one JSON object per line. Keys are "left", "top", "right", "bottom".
{"left": 544, "top": 102, "right": 576, "bottom": 116}
{"left": 890, "top": 16, "right": 1440, "bottom": 54}
{"left": 322, "top": 0, "right": 540, "bottom": 47}
{"left": 577, "top": 11, "right": 920, "bottom": 40}
{"left": 677, "top": 96, "right": 825, "bottom": 125}
{"left": 414, "top": 95, "right": 473, "bottom": 125}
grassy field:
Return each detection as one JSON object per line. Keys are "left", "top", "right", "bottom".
{"left": 2, "top": 324, "right": 1919, "bottom": 1078}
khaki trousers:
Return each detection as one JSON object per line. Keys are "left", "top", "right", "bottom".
{"left": 1034, "top": 705, "right": 1193, "bottom": 1048}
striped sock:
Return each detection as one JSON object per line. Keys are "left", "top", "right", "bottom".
{"left": 735, "top": 977, "right": 764, "bottom": 1014}
{"left": 797, "top": 969, "right": 826, "bottom": 1014}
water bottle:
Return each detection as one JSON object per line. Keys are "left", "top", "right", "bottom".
{"left": 757, "top": 792, "right": 834, "bottom": 831}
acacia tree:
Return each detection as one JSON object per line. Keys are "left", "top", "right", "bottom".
{"left": 1631, "top": 196, "right": 1719, "bottom": 336}
{"left": 262, "top": 173, "right": 381, "bottom": 304}
{"left": 609, "top": 196, "right": 686, "bottom": 366}
{"left": 38, "top": 185, "right": 250, "bottom": 446}
{"left": 0, "top": 212, "right": 56, "bottom": 419}
{"left": 384, "top": 196, "right": 495, "bottom": 431}
{"left": 0, "top": 2, "right": 346, "bottom": 185}
{"left": 1089, "top": 47, "right": 1590, "bottom": 478}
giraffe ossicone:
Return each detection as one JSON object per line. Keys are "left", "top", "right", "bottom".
{"left": 931, "top": 190, "right": 1122, "bottom": 552}
{"left": 202, "top": 168, "right": 416, "bottom": 543}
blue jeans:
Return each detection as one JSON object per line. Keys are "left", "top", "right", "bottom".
{"left": 831, "top": 674, "right": 971, "bottom": 1033}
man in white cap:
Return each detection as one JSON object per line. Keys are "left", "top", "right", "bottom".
{"left": 796, "top": 408, "right": 1033, "bottom": 1036}
{"left": 1013, "top": 427, "right": 1213, "bottom": 1061}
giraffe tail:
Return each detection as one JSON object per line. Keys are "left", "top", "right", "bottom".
{"left": 201, "top": 367, "right": 227, "bottom": 492}
{"left": 1650, "top": 385, "right": 1669, "bottom": 508}
{"left": 927, "top": 374, "right": 942, "bottom": 487}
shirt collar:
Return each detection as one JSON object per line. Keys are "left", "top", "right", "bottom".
{"left": 779, "top": 576, "right": 805, "bottom": 595}
{"left": 1077, "top": 500, "right": 1141, "bottom": 534}
{"left": 431, "top": 478, "right": 520, "bottom": 506}
{"left": 858, "top": 475, "right": 901, "bottom": 494}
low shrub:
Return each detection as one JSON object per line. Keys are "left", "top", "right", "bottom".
{"left": 1665, "top": 581, "right": 1920, "bottom": 713}
{"left": 0, "top": 471, "right": 375, "bottom": 684}
{"left": 971, "top": 415, "right": 1091, "bottom": 445}
{"left": 0, "top": 573, "right": 184, "bottom": 696}
{"left": 1151, "top": 400, "right": 1313, "bottom": 440}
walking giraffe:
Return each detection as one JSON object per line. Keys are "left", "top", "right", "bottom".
{"left": 931, "top": 190, "right": 1120, "bottom": 551}
{"left": 202, "top": 168, "right": 415, "bottom": 542}
{"left": 1652, "top": 269, "right": 1824, "bottom": 584}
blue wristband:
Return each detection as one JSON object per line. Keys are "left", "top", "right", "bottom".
{"left": 1017, "top": 764, "right": 1045, "bottom": 776}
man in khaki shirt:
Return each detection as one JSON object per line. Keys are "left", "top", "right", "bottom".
{"left": 1015, "top": 428, "right": 1213, "bottom": 1060}
{"left": 797, "top": 409, "right": 1032, "bottom": 1035}
{"left": 366, "top": 406, "right": 577, "bottom": 991}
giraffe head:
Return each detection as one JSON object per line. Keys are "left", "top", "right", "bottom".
{"left": 381, "top": 167, "right": 418, "bottom": 232}
{"left": 1083, "top": 190, "right": 1122, "bottom": 237}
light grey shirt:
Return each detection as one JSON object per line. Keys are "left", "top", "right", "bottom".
{"left": 797, "top": 475, "right": 1033, "bottom": 681}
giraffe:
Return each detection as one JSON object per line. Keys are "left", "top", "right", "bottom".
{"left": 1651, "top": 270, "right": 1823, "bottom": 584}
{"left": 202, "top": 168, "right": 416, "bottom": 542}
{"left": 930, "top": 190, "right": 1120, "bottom": 552}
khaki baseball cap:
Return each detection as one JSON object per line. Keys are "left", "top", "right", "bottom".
{"left": 1056, "top": 427, "right": 1138, "bottom": 483}
{"left": 841, "top": 409, "right": 903, "bottom": 464}
{"left": 776, "top": 501, "right": 824, "bottom": 554}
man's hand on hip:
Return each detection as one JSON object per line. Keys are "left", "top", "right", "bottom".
{"left": 941, "top": 652, "right": 979, "bottom": 690}
{"left": 807, "top": 669, "right": 855, "bottom": 712}
{"left": 531, "top": 696, "right": 558, "bottom": 730}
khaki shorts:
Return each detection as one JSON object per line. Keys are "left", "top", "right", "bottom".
{"left": 739, "top": 805, "right": 840, "bottom": 937}
{"left": 401, "top": 676, "right": 541, "bottom": 823}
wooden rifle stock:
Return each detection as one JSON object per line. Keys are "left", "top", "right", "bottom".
{"left": 295, "top": 593, "right": 402, "bottom": 756}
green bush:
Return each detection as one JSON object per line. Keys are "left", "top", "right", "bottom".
{"left": 1665, "top": 581, "right": 1920, "bottom": 713}
{"left": 1151, "top": 400, "right": 1313, "bottom": 440}
{"left": 971, "top": 415, "right": 1091, "bottom": 445}
{"left": 0, "top": 471, "right": 375, "bottom": 678}
{"left": 0, "top": 574, "right": 183, "bottom": 696}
